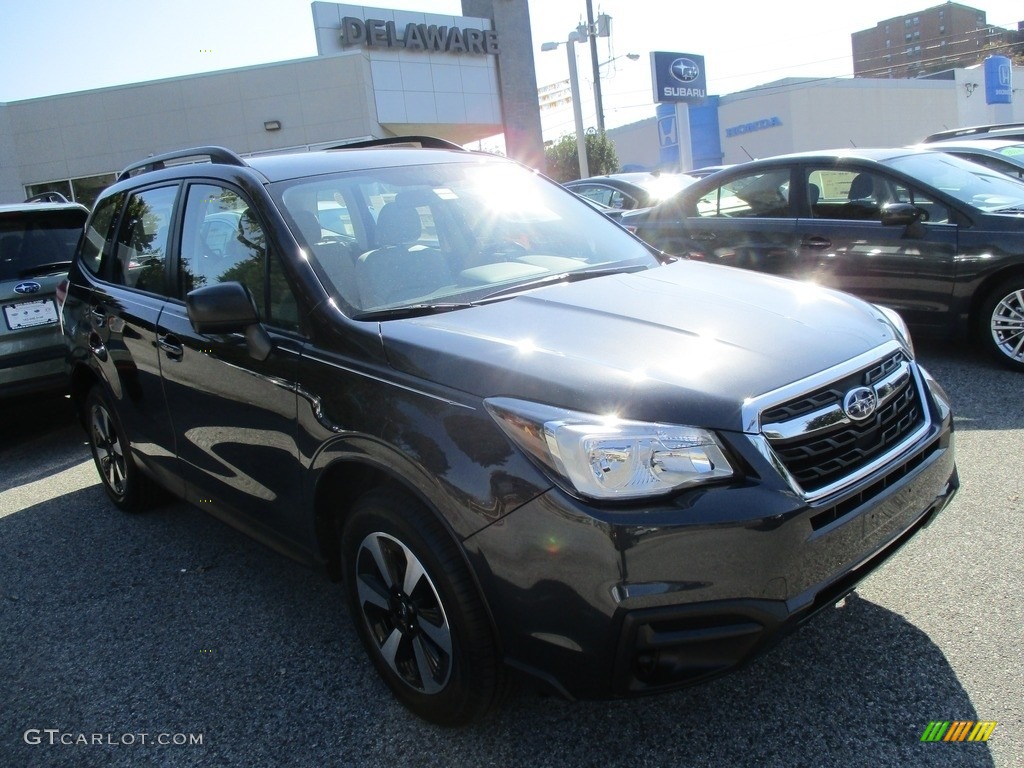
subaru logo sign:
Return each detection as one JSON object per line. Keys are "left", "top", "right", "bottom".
{"left": 651, "top": 51, "right": 706, "bottom": 104}
{"left": 670, "top": 58, "right": 700, "bottom": 83}
{"left": 843, "top": 387, "right": 878, "bottom": 422}
{"left": 14, "top": 281, "right": 41, "bottom": 295}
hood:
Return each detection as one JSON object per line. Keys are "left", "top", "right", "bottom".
{"left": 378, "top": 261, "right": 900, "bottom": 431}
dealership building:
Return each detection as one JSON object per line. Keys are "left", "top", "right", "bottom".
{"left": 0, "top": 1, "right": 542, "bottom": 205}
{"left": 611, "top": 59, "right": 1024, "bottom": 172}
{"left": 0, "top": 1, "right": 1022, "bottom": 205}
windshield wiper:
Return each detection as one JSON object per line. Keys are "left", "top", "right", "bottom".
{"left": 19, "top": 261, "right": 72, "bottom": 278}
{"left": 352, "top": 302, "right": 477, "bottom": 321}
{"left": 351, "top": 265, "right": 651, "bottom": 320}
{"left": 477, "top": 264, "right": 650, "bottom": 301}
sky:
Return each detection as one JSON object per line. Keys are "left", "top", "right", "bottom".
{"left": 0, "top": 0, "right": 1021, "bottom": 142}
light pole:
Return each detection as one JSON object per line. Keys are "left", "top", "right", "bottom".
{"left": 541, "top": 32, "right": 589, "bottom": 179}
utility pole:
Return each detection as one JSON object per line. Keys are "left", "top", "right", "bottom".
{"left": 585, "top": 0, "right": 605, "bottom": 133}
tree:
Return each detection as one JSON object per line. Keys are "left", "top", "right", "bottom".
{"left": 544, "top": 130, "right": 619, "bottom": 182}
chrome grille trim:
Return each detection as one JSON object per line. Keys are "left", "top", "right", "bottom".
{"left": 762, "top": 360, "right": 911, "bottom": 442}
{"left": 742, "top": 341, "right": 933, "bottom": 502}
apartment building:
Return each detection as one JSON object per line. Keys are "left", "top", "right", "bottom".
{"left": 852, "top": 2, "right": 1021, "bottom": 79}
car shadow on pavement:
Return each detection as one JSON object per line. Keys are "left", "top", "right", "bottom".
{"left": 0, "top": 483, "right": 995, "bottom": 768}
{"left": 0, "top": 392, "right": 77, "bottom": 448}
{"left": 483, "top": 593, "right": 995, "bottom": 768}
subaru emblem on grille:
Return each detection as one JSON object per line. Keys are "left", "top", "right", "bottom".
{"left": 843, "top": 386, "right": 877, "bottom": 421}
{"left": 14, "top": 281, "right": 41, "bottom": 295}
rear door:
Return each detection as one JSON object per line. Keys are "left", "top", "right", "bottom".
{"left": 82, "top": 184, "right": 183, "bottom": 493}
{"left": 794, "top": 165, "right": 959, "bottom": 333}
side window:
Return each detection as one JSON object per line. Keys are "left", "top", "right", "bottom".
{"left": 607, "top": 190, "right": 631, "bottom": 209}
{"left": 806, "top": 169, "right": 950, "bottom": 224}
{"left": 693, "top": 169, "right": 791, "bottom": 218}
{"left": 114, "top": 186, "right": 177, "bottom": 293}
{"left": 574, "top": 184, "right": 614, "bottom": 207}
{"left": 180, "top": 184, "right": 300, "bottom": 331}
{"left": 78, "top": 192, "right": 125, "bottom": 276}
{"left": 318, "top": 194, "right": 355, "bottom": 238}
{"left": 806, "top": 169, "right": 889, "bottom": 221}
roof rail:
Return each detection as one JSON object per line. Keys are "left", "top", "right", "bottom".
{"left": 922, "top": 122, "right": 1024, "bottom": 143}
{"left": 117, "top": 146, "right": 247, "bottom": 182}
{"left": 25, "top": 191, "right": 72, "bottom": 204}
{"left": 327, "top": 135, "right": 467, "bottom": 152}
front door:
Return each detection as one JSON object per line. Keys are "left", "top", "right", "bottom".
{"left": 794, "top": 166, "right": 958, "bottom": 334}
{"left": 157, "top": 182, "right": 307, "bottom": 545}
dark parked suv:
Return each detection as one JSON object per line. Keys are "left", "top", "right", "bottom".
{"left": 63, "top": 141, "right": 958, "bottom": 726}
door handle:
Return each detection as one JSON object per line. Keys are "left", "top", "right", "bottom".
{"left": 801, "top": 237, "right": 831, "bottom": 249}
{"left": 90, "top": 307, "right": 106, "bottom": 326}
{"left": 157, "top": 335, "right": 184, "bottom": 361}
{"left": 689, "top": 231, "right": 716, "bottom": 242}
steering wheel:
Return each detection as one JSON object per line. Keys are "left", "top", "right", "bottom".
{"left": 479, "top": 239, "right": 529, "bottom": 260}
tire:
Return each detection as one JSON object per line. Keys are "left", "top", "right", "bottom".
{"left": 85, "top": 385, "right": 158, "bottom": 512}
{"left": 340, "top": 487, "right": 506, "bottom": 726}
{"left": 978, "top": 278, "right": 1024, "bottom": 371}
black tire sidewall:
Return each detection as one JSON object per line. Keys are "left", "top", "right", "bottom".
{"left": 340, "top": 487, "right": 499, "bottom": 726}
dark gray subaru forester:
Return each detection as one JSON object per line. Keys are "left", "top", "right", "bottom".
{"left": 62, "top": 140, "right": 958, "bottom": 726}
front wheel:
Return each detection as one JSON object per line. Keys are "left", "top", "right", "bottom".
{"left": 340, "top": 487, "right": 506, "bottom": 726}
{"left": 978, "top": 278, "right": 1024, "bottom": 371}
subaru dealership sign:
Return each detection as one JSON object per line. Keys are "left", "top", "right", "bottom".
{"left": 651, "top": 52, "right": 706, "bottom": 104}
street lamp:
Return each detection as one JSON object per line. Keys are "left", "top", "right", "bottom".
{"left": 541, "top": 32, "right": 589, "bottom": 178}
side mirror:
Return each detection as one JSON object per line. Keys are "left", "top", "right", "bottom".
{"left": 881, "top": 203, "right": 926, "bottom": 227}
{"left": 186, "top": 281, "right": 273, "bottom": 361}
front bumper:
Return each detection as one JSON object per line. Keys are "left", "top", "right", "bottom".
{"left": 464, "top": 398, "right": 957, "bottom": 700}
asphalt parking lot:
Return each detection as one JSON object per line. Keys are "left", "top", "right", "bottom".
{"left": 1, "top": 339, "right": 1021, "bottom": 768}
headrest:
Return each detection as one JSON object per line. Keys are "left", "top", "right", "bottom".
{"left": 375, "top": 204, "right": 421, "bottom": 246}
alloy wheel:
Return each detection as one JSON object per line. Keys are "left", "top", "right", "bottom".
{"left": 990, "top": 287, "right": 1024, "bottom": 364}
{"left": 90, "top": 402, "right": 127, "bottom": 497}
{"left": 354, "top": 531, "right": 453, "bottom": 694}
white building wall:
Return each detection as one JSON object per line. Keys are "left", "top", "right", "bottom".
{"left": 0, "top": 105, "right": 21, "bottom": 202}
{"left": 607, "top": 120, "right": 662, "bottom": 171}
{"left": 717, "top": 78, "right": 958, "bottom": 164}
{"left": 1, "top": 55, "right": 383, "bottom": 201}
{"left": 953, "top": 66, "right": 1024, "bottom": 127}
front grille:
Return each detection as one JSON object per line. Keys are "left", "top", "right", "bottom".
{"left": 762, "top": 351, "right": 926, "bottom": 496}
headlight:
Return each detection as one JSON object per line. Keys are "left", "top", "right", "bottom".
{"left": 485, "top": 398, "right": 734, "bottom": 501}
{"left": 875, "top": 304, "right": 915, "bottom": 356}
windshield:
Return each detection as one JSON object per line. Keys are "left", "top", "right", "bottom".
{"left": 994, "top": 143, "right": 1024, "bottom": 159}
{"left": 885, "top": 152, "right": 1024, "bottom": 213}
{"left": 273, "top": 158, "right": 657, "bottom": 315}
